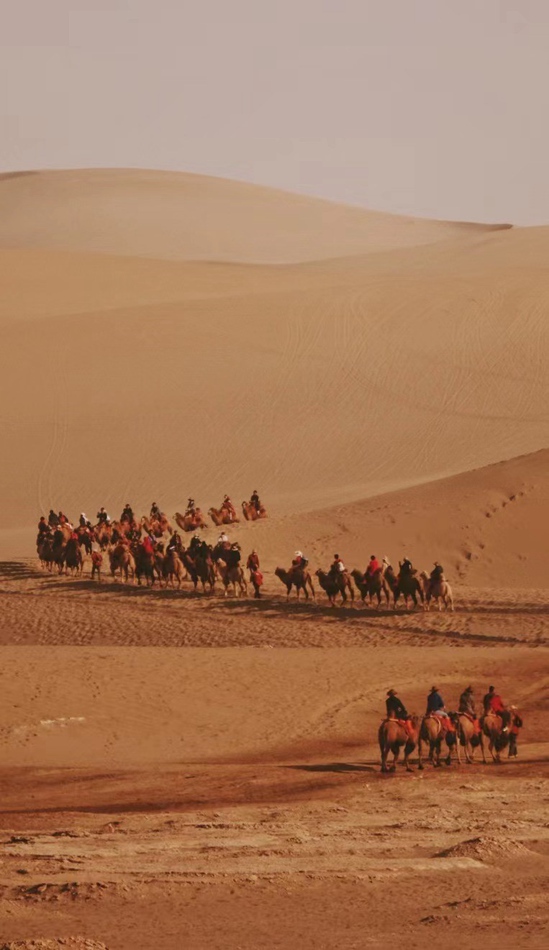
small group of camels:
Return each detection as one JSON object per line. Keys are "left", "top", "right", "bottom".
{"left": 275, "top": 562, "right": 454, "bottom": 611}
{"left": 379, "top": 709, "right": 521, "bottom": 773}
{"left": 173, "top": 500, "right": 268, "bottom": 532}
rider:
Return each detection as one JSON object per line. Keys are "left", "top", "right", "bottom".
{"left": 426, "top": 686, "right": 451, "bottom": 725}
{"left": 218, "top": 532, "right": 229, "bottom": 546}
{"left": 292, "top": 551, "right": 308, "bottom": 570}
{"left": 330, "top": 554, "right": 346, "bottom": 576}
{"left": 48, "top": 509, "right": 59, "bottom": 527}
{"left": 142, "top": 534, "right": 155, "bottom": 556}
{"left": 167, "top": 531, "right": 181, "bottom": 554}
{"left": 458, "top": 685, "right": 476, "bottom": 717}
{"left": 483, "top": 685, "right": 509, "bottom": 730}
{"left": 222, "top": 495, "right": 236, "bottom": 519}
{"left": 97, "top": 507, "right": 109, "bottom": 524}
{"left": 79, "top": 513, "right": 87, "bottom": 528}
{"left": 399, "top": 557, "right": 414, "bottom": 576}
{"left": 250, "top": 490, "right": 261, "bottom": 513}
{"left": 121, "top": 503, "right": 134, "bottom": 523}
{"left": 366, "top": 555, "right": 381, "bottom": 576}
{"left": 37, "top": 516, "right": 50, "bottom": 537}
{"left": 385, "top": 689, "right": 414, "bottom": 738}
{"left": 186, "top": 498, "right": 196, "bottom": 515}
{"left": 150, "top": 502, "right": 161, "bottom": 520}
{"left": 430, "top": 561, "right": 444, "bottom": 584}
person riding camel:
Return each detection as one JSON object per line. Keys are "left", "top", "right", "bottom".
{"left": 250, "top": 490, "right": 261, "bottom": 513}
{"left": 222, "top": 495, "right": 236, "bottom": 519}
{"left": 430, "top": 562, "right": 444, "bottom": 584}
{"left": 142, "top": 534, "right": 155, "bottom": 556}
{"left": 459, "top": 685, "right": 476, "bottom": 717}
{"left": 218, "top": 532, "right": 229, "bottom": 546}
{"left": 426, "top": 686, "right": 451, "bottom": 727}
{"left": 38, "top": 516, "right": 50, "bottom": 536}
{"left": 366, "top": 555, "right": 381, "bottom": 576}
{"left": 150, "top": 502, "right": 161, "bottom": 521}
{"left": 399, "top": 557, "right": 414, "bottom": 576}
{"left": 483, "top": 685, "right": 509, "bottom": 731}
{"left": 97, "top": 507, "right": 109, "bottom": 524}
{"left": 385, "top": 689, "right": 414, "bottom": 738}
{"left": 48, "top": 509, "right": 59, "bottom": 527}
{"left": 121, "top": 503, "right": 134, "bottom": 524}
{"left": 167, "top": 531, "right": 181, "bottom": 554}
{"left": 330, "top": 554, "right": 346, "bottom": 576}
{"left": 79, "top": 513, "right": 87, "bottom": 528}
{"left": 58, "top": 511, "right": 69, "bottom": 525}
{"left": 292, "top": 551, "right": 308, "bottom": 571}
{"left": 186, "top": 498, "right": 196, "bottom": 515}
{"left": 381, "top": 555, "right": 391, "bottom": 572}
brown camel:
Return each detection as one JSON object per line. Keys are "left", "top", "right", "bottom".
{"left": 378, "top": 717, "right": 418, "bottom": 772}
{"left": 175, "top": 511, "right": 207, "bottom": 532}
{"left": 315, "top": 569, "right": 354, "bottom": 606}
{"left": 208, "top": 506, "right": 239, "bottom": 527}
{"left": 109, "top": 544, "right": 136, "bottom": 583}
{"left": 217, "top": 562, "right": 247, "bottom": 597}
{"left": 38, "top": 538, "right": 55, "bottom": 572}
{"left": 351, "top": 569, "right": 389, "bottom": 606}
{"left": 275, "top": 566, "right": 315, "bottom": 601}
{"left": 241, "top": 501, "right": 268, "bottom": 521}
{"left": 457, "top": 714, "right": 486, "bottom": 764}
{"left": 63, "top": 537, "right": 83, "bottom": 576}
{"left": 482, "top": 709, "right": 521, "bottom": 763}
{"left": 164, "top": 550, "right": 185, "bottom": 589}
{"left": 418, "top": 715, "right": 461, "bottom": 768}
{"left": 396, "top": 569, "right": 424, "bottom": 609}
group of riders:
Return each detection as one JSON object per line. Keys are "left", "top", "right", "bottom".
{"left": 37, "top": 503, "right": 450, "bottom": 605}
{"left": 383, "top": 683, "right": 523, "bottom": 759}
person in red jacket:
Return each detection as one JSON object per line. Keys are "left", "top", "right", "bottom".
{"left": 366, "top": 555, "right": 381, "bottom": 576}
{"left": 483, "top": 685, "right": 509, "bottom": 731}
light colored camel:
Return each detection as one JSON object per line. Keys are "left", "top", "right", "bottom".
{"left": 418, "top": 715, "right": 461, "bottom": 768}
{"left": 378, "top": 717, "right": 418, "bottom": 772}
{"left": 275, "top": 567, "right": 315, "bottom": 601}
{"left": 457, "top": 713, "right": 486, "bottom": 764}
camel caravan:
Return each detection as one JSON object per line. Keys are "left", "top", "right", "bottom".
{"left": 379, "top": 684, "right": 523, "bottom": 773}
{"left": 36, "top": 506, "right": 454, "bottom": 609}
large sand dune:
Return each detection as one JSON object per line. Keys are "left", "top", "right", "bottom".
{"left": 0, "top": 170, "right": 548, "bottom": 558}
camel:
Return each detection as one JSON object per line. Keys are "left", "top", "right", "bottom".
{"left": 457, "top": 713, "right": 486, "bottom": 764}
{"left": 109, "top": 544, "right": 136, "bottom": 583}
{"left": 217, "top": 562, "right": 247, "bottom": 597}
{"left": 95, "top": 522, "right": 113, "bottom": 549}
{"left": 63, "top": 538, "right": 83, "bottom": 575}
{"left": 275, "top": 566, "right": 315, "bottom": 601}
{"left": 422, "top": 572, "right": 454, "bottom": 611}
{"left": 351, "top": 569, "right": 389, "bottom": 607}
{"left": 182, "top": 551, "right": 215, "bottom": 593}
{"left": 396, "top": 569, "right": 424, "bottom": 609}
{"left": 208, "top": 506, "right": 239, "bottom": 527}
{"left": 164, "top": 550, "right": 185, "bottom": 589}
{"left": 133, "top": 544, "right": 157, "bottom": 587}
{"left": 315, "top": 569, "right": 354, "bottom": 606}
{"left": 241, "top": 501, "right": 268, "bottom": 521}
{"left": 379, "top": 717, "right": 418, "bottom": 772}
{"left": 175, "top": 510, "right": 207, "bottom": 533}
{"left": 418, "top": 715, "right": 460, "bottom": 768}
{"left": 38, "top": 538, "right": 54, "bottom": 572}
{"left": 482, "top": 709, "right": 521, "bottom": 763}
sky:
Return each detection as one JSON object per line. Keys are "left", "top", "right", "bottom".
{"left": 2, "top": 0, "right": 549, "bottom": 224}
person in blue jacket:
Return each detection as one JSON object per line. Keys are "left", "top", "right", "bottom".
{"left": 426, "top": 686, "right": 450, "bottom": 719}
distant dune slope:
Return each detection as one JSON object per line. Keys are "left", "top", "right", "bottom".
{"left": 0, "top": 169, "right": 508, "bottom": 263}
{"left": 0, "top": 169, "right": 548, "bottom": 570}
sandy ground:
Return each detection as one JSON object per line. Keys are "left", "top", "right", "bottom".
{"left": 1, "top": 169, "right": 548, "bottom": 948}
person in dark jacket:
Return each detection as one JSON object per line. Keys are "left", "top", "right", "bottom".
{"left": 385, "top": 690, "right": 414, "bottom": 737}
{"left": 426, "top": 686, "right": 449, "bottom": 718}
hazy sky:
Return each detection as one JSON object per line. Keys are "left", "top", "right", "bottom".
{"left": 3, "top": 0, "right": 549, "bottom": 223}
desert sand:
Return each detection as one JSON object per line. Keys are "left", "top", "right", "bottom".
{"left": 0, "top": 170, "right": 548, "bottom": 949}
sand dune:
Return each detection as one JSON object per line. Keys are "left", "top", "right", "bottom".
{"left": 0, "top": 168, "right": 508, "bottom": 263}
{"left": 0, "top": 172, "right": 548, "bottom": 557}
